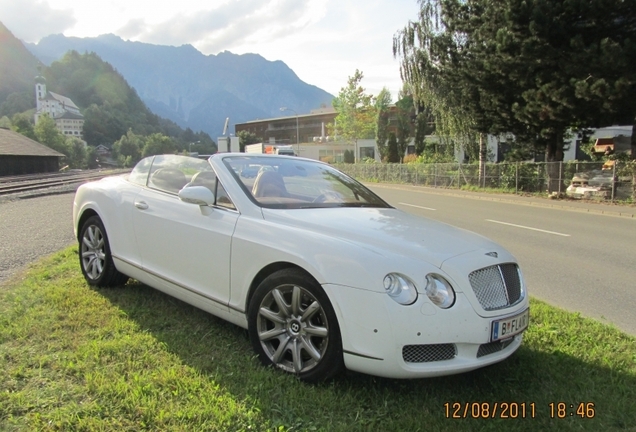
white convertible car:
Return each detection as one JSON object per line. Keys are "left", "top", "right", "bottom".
{"left": 73, "top": 154, "right": 529, "bottom": 381}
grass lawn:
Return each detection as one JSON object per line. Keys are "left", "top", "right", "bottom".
{"left": 1, "top": 247, "right": 635, "bottom": 431}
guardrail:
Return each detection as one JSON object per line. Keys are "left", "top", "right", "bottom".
{"left": 335, "top": 161, "right": 636, "bottom": 203}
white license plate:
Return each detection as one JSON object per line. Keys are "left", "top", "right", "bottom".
{"left": 491, "top": 308, "right": 529, "bottom": 342}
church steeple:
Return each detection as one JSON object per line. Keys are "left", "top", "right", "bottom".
{"left": 35, "top": 66, "right": 47, "bottom": 112}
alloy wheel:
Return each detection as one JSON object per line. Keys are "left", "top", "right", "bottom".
{"left": 256, "top": 284, "right": 329, "bottom": 374}
{"left": 81, "top": 224, "right": 106, "bottom": 280}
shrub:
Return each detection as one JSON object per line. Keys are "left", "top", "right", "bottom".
{"left": 403, "top": 154, "right": 418, "bottom": 164}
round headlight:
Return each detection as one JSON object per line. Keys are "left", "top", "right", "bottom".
{"left": 425, "top": 274, "right": 456, "bottom": 309}
{"left": 383, "top": 273, "right": 418, "bottom": 305}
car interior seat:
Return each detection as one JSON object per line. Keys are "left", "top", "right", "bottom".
{"left": 150, "top": 168, "right": 188, "bottom": 193}
{"left": 252, "top": 171, "right": 288, "bottom": 198}
{"left": 189, "top": 170, "right": 217, "bottom": 192}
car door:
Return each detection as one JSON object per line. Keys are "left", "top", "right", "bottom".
{"left": 132, "top": 155, "right": 239, "bottom": 310}
{"left": 111, "top": 156, "right": 153, "bottom": 269}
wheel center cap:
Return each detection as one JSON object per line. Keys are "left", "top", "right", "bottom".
{"left": 289, "top": 320, "right": 301, "bottom": 334}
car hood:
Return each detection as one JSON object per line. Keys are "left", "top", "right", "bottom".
{"left": 261, "top": 207, "right": 502, "bottom": 268}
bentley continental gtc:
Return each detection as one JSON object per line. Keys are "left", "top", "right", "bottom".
{"left": 73, "top": 154, "right": 529, "bottom": 381}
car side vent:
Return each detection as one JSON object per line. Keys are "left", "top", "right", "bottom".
{"left": 468, "top": 264, "right": 523, "bottom": 311}
{"left": 402, "top": 344, "right": 457, "bottom": 363}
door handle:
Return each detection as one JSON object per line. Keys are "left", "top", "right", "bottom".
{"left": 134, "top": 201, "right": 149, "bottom": 210}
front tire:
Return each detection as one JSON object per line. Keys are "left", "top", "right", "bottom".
{"left": 79, "top": 215, "right": 128, "bottom": 287}
{"left": 248, "top": 269, "right": 344, "bottom": 382}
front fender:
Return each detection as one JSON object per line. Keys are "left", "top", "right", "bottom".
{"left": 228, "top": 214, "right": 443, "bottom": 314}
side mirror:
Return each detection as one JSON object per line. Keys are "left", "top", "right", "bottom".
{"left": 178, "top": 186, "right": 215, "bottom": 206}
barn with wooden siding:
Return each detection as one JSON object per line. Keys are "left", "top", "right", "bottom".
{"left": 0, "top": 128, "right": 64, "bottom": 176}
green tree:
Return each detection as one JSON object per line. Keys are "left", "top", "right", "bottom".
{"left": 375, "top": 87, "right": 392, "bottom": 162}
{"left": 82, "top": 102, "right": 127, "bottom": 147}
{"left": 415, "top": 137, "right": 456, "bottom": 163}
{"left": 142, "top": 133, "right": 176, "bottom": 158}
{"left": 34, "top": 114, "right": 69, "bottom": 156}
{"left": 237, "top": 130, "right": 260, "bottom": 152}
{"left": 11, "top": 113, "right": 36, "bottom": 140}
{"left": 394, "top": 0, "right": 636, "bottom": 191}
{"left": 343, "top": 149, "right": 355, "bottom": 164}
{"left": 331, "top": 70, "right": 376, "bottom": 162}
{"left": 67, "top": 137, "right": 87, "bottom": 169}
{"left": 387, "top": 132, "right": 399, "bottom": 163}
{"left": 112, "top": 129, "right": 143, "bottom": 167}
{"left": 85, "top": 145, "right": 99, "bottom": 169}
{"left": 414, "top": 108, "right": 435, "bottom": 156}
{"left": 395, "top": 87, "right": 415, "bottom": 162}
{"left": 0, "top": 91, "right": 33, "bottom": 117}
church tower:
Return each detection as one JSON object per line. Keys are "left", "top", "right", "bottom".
{"left": 35, "top": 70, "right": 47, "bottom": 123}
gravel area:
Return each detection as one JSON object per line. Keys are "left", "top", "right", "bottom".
{"left": 0, "top": 192, "right": 77, "bottom": 284}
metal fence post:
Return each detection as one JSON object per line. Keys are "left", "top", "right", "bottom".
{"left": 612, "top": 161, "right": 617, "bottom": 203}
{"left": 558, "top": 161, "right": 563, "bottom": 195}
{"left": 434, "top": 164, "right": 437, "bottom": 188}
{"left": 516, "top": 162, "right": 519, "bottom": 194}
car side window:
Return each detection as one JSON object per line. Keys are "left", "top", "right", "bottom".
{"left": 129, "top": 157, "right": 153, "bottom": 186}
{"left": 189, "top": 169, "right": 236, "bottom": 210}
{"left": 215, "top": 182, "right": 235, "bottom": 210}
{"left": 148, "top": 167, "right": 189, "bottom": 194}
{"left": 147, "top": 155, "right": 205, "bottom": 194}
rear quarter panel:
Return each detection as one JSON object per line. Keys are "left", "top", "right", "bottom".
{"left": 74, "top": 176, "right": 142, "bottom": 269}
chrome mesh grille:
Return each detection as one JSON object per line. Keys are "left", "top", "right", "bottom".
{"left": 469, "top": 264, "right": 522, "bottom": 311}
{"left": 402, "top": 344, "right": 456, "bottom": 363}
{"left": 476, "top": 339, "right": 514, "bottom": 358}
{"left": 500, "top": 264, "right": 522, "bottom": 304}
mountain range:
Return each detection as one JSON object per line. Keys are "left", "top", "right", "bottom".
{"left": 25, "top": 33, "right": 334, "bottom": 139}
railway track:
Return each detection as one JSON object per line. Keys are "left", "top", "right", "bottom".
{"left": 0, "top": 169, "right": 129, "bottom": 196}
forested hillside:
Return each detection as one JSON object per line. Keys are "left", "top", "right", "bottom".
{"left": 43, "top": 50, "right": 214, "bottom": 151}
{"left": 0, "top": 22, "right": 39, "bottom": 117}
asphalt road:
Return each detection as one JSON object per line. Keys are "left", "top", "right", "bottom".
{"left": 368, "top": 184, "right": 636, "bottom": 336}
{"left": 1, "top": 187, "right": 634, "bottom": 336}
{"left": 0, "top": 194, "right": 76, "bottom": 283}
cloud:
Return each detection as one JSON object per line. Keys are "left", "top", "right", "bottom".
{"left": 117, "top": 18, "right": 146, "bottom": 40}
{"left": 117, "top": 0, "right": 327, "bottom": 53}
{"left": 0, "top": 0, "right": 76, "bottom": 42}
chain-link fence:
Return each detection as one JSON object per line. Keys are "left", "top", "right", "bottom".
{"left": 334, "top": 161, "right": 636, "bottom": 203}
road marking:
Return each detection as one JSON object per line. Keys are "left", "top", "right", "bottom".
{"left": 486, "top": 219, "right": 571, "bottom": 237}
{"left": 398, "top": 202, "right": 436, "bottom": 211}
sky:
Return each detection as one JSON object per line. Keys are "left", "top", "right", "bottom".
{"left": 0, "top": 0, "right": 421, "bottom": 100}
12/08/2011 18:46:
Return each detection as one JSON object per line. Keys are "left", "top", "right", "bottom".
{"left": 444, "top": 402, "right": 596, "bottom": 419}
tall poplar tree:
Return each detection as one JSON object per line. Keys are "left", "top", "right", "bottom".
{"left": 395, "top": 86, "right": 415, "bottom": 162}
{"left": 375, "top": 87, "right": 392, "bottom": 162}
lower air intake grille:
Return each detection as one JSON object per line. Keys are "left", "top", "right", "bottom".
{"left": 477, "top": 339, "right": 515, "bottom": 358}
{"left": 468, "top": 263, "right": 523, "bottom": 311}
{"left": 402, "top": 344, "right": 457, "bottom": 363}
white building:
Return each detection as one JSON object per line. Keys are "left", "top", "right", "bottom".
{"left": 34, "top": 75, "right": 84, "bottom": 138}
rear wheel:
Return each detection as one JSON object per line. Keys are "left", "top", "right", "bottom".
{"left": 248, "top": 269, "right": 344, "bottom": 382}
{"left": 79, "top": 215, "right": 128, "bottom": 287}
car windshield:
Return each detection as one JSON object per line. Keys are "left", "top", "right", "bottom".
{"left": 224, "top": 156, "right": 391, "bottom": 209}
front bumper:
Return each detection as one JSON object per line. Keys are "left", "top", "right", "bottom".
{"left": 323, "top": 283, "right": 528, "bottom": 379}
